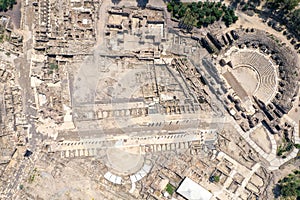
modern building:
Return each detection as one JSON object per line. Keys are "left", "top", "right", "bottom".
{"left": 176, "top": 177, "right": 213, "bottom": 200}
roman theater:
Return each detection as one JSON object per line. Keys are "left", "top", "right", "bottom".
{"left": 211, "top": 28, "right": 299, "bottom": 131}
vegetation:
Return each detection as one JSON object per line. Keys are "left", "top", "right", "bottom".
{"left": 49, "top": 63, "right": 58, "bottom": 70}
{"left": 290, "top": 9, "right": 300, "bottom": 36}
{"left": 0, "top": 27, "right": 5, "bottom": 43}
{"left": 29, "top": 174, "right": 35, "bottom": 183}
{"left": 0, "top": 0, "right": 16, "bottom": 12}
{"left": 266, "top": 0, "right": 300, "bottom": 36}
{"left": 242, "top": 3, "right": 249, "bottom": 11}
{"left": 267, "top": 0, "right": 300, "bottom": 11}
{"left": 0, "top": 26, "right": 8, "bottom": 43}
{"left": 214, "top": 175, "right": 220, "bottom": 182}
{"left": 0, "top": 34, "right": 4, "bottom": 42}
{"left": 210, "top": 175, "right": 220, "bottom": 183}
{"left": 165, "top": 183, "right": 175, "bottom": 195}
{"left": 274, "top": 170, "right": 300, "bottom": 199}
{"left": 48, "top": 63, "right": 58, "bottom": 74}
{"left": 167, "top": 1, "right": 238, "bottom": 29}
{"left": 277, "top": 142, "right": 294, "bottom": 156}
{"left": 28, "top": 168, "right": 38, "bottom": 183}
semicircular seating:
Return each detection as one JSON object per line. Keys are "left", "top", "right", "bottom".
{"left": 230, "top": 50, "right": 277, "bottom": 103}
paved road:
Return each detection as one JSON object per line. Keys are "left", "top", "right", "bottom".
{"left": 3, "top": 3, "right": 44, "bottom": 198}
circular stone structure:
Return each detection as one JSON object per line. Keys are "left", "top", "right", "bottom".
{"left": 106, "top": 147, "right": 145, "bottom": 175}
{"left": 229, "top": 49, "right": 278, "bottom": 104}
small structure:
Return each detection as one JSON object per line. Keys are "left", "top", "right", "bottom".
{"left": 176, "top": 177, "right": 213, "bottom": 200}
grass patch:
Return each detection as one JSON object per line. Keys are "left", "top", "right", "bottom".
{"left": 49, "top": 63, "right": 58, "bottom": 70}
{"left": 165, "top": 183, "right": 175, "bottom": 195}
{"left": 28, "top": 168, "right": 38, "bottom": 183}
{"left": 48, "top": 63, "right": 58, "bottom": 74}
{"left": 214, "top": 175, "right": 220, "bottom": 182}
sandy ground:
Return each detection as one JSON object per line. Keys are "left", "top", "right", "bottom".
{"left": 231, "top": 66, "right": 259, "bottom": 96}
{"left": 23, "top": 159, "right": 108, "bottom": 200}
{"left": 250, "top": 126, "right": 272, "bottom": 154}
{"left": 287, "top": 86, "right": 300, "bottom": 124}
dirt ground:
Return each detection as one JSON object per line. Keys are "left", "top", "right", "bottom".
{"left": 21, "top": 158, "right": 109, "bottom": 200}
{"left": 231, "top": 66, "right": 259, "bottom": 96}
{"left": 250, "top": 126, "right": 272, "bottom": 154}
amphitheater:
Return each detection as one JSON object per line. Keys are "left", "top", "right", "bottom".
{"left": 215, "top": 28, "right": 299, "bottom": 116}
{"left": 228, "top": 49, "right": 278, "bottom": 104}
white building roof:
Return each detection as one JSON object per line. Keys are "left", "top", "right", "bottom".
{"left": 104, "top": 171, "right": 122, "bottom": 185}
{"left": 176, "top": 177, "right": 213, "bottom": 200}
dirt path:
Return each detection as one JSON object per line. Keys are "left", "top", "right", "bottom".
{"left": 225, "top": 10, "right": 300, "bottom": 60}
{"left": 95, "top": 0, "right": 110, "bottom": 47}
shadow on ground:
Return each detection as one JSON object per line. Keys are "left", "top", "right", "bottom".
{"left": 111, "top": 0, "right": 149, "bottom": 8}
{"left": 137, "top": 0, "right": 149, "bottom": 8}
{"left": 111, "top": 0, "right": 121, "bottom": 5}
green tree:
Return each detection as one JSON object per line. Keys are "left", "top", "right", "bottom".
{"left": 167, "top": 4, "right": 173, "bottom": 12}
{"left": 0, "top": 0, "right": 16, "bottom": 11}
{"left": 242, "top": 3, "right": 249, "bottom": 11}
{"left": 197, "top": 9, "right": 205, "bottom": 18}
{"left": 280, "top": 182, "right": 298, "bottom": 197}
{"left": 198, "top": 18, "right": 205, "bottom": 27}
{"left": 173, "top": 4, "right": 180, "bottom": 16}
{"left": 228, "top": 9, "right": 235, "bottom": 16}
{"left": 197, "top": 20, "right": 202, "bottom": 28}
{"left": 197, "top": 1, "right": 202, "bottom": 8}
{"left": 291, "top": 9, "right": 300, "bottom": 33}
{"left": 233, "top": 15, "right": 238, "bottom": 23}
{"left": 204, "top": 16, "right": 212, "bottom": 26}
{"left": 212, "top": 7, "right": 223, "bottom": 20}
{"left": 222, "top": 4, "right": 227, "bottom": 11}
{"left": 275, "top": 171, "right": 300, "bottom": 198}
{"left": 203, "top": 1, "right": 209, "bottom": 8}
{"left": 189, "top": 2, "right": 197, "bottom": 12}
{"left": 167, "top": 1, "right": 238, "bottom": 29}
{"left": 216, "top": 2, "right": 222, "bottom": 8}
{"left": 269, "top": 0, "right": 300, "bottom": 11}
{"left": 283, "top": 0, "right": 300, "bottom": 10}
{"left": 178, "top": 7, "right": 186, "bottom": 18}
{"left": 211, "top": 16, "right": 216, "bottom": 23}
{"left": 205, "top": 8, "right": 212, "bottom": 15}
